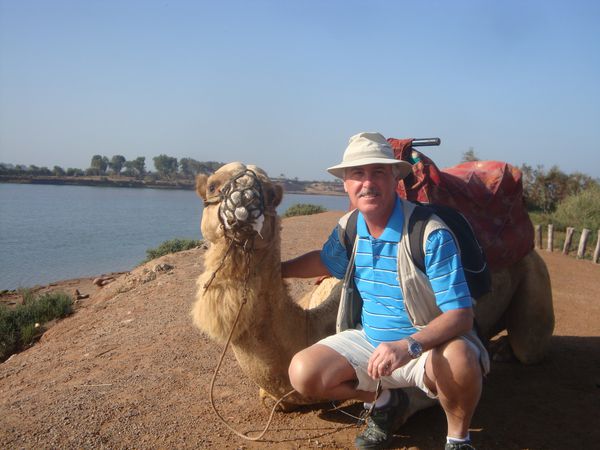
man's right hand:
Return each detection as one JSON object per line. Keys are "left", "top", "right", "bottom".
{"left": 367, "top": 340, "right": 412, "bottom": 379}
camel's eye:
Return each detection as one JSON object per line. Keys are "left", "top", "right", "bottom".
{"left": 208, "top": 183, "right": 217, "bottom": 194}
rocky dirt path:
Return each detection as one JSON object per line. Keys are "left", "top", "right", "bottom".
{"left": 1, "top": 212, "right": 599, "bottom": 449}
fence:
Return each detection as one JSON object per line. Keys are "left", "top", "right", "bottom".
{"left": 534, "top": 225, "right": 600, "bottom": 264}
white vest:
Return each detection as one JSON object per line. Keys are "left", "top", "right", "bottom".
{"left": 335, "top": 199, "right": 490, "bottom": 374}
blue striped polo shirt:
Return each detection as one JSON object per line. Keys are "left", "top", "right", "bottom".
{"left": 320, "top": 197, "right": 473, "bottom": 347}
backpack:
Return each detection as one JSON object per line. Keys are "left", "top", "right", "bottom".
{"left": 342, "top": 201, "right": 492, "bottom": 299}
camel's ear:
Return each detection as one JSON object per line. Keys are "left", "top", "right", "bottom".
{"left": 195, "top": 174, "right": 208, "bottom": 200}
{"left": 267, "top": 184, "right": 283, "bottom": 208}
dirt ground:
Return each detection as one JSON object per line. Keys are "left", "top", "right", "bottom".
{"left": 1, "top": 211, "right": 599, "bottom": 450}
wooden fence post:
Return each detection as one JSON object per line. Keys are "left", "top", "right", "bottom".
{"left": 547, "top": 224, "right": 554, "bottom": 252}
{"left": 535, "top": 225, "right": 542, "bottom": 250}
{"left": 593, "top": 230, "right": 600, "bottom": 264}
{"left": 562, "top": 227, "right": 575, "bottom": 255}
{"left": 576, "top": 228, "right": 591, "bottom": 259}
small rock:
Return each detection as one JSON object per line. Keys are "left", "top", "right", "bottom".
{"left": 140, "top": 271, "right": 157, "bottom": 283}
{"left": 153, "top": 263, "right": 174, "bottom": 273}
{"left": 93, "top": 276, "right": 115, "bottom": 287}
{"left": 74, "top": 289, "right": 89, "bottom": 300}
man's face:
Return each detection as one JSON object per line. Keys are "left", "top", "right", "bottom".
{"left": 343, "top": 164, "right": 398, "bottom": 217}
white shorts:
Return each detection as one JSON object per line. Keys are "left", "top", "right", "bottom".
{"left": 319, "top": 328, "right": 435, "bottom": 397}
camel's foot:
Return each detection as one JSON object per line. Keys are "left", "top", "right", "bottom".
{"left": 259, "top": 388, "right": 299, "bottom": 412}
{"left": 489, "top": 335, "right": 517, "bottom": 362}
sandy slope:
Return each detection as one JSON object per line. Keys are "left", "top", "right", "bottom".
{"left": 1, "top": 211, "right": 599, "bottom": 449}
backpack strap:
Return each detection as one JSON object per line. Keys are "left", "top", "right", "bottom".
{"left": 407, "top": 203, "right": 434, "bottom": 273}
{"left": 343, "top": 204, "right": 432, "bottom": 267}
{"left": 343, "top": 209, "right": 359, "bottom": 260}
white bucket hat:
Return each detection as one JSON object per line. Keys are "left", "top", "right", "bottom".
{"left": 327, "top": 132, "right": 412, "bottom": 180}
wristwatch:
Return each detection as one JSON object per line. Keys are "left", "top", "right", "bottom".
{"left": 405, "top": 336, "right": 423, "bottom": 359}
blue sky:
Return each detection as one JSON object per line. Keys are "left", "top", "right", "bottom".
{"left": 1, "top": 0, "right": 599, "bottom": 180}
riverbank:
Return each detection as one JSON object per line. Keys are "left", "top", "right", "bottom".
{"left": 0, "top": 174, "right": 345, "bottom": 195}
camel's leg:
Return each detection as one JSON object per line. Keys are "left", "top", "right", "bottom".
{"left": 505, "top": 251, "right": 554, "bottom": 364}
{"left": 472, "top": 270, "right": 516, "bottom": 362}
{"left": 472, "top": 270, "right": 515, "bottom": 342}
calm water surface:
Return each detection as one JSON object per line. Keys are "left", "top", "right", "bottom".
{"left": 0, "top": 183, "right": 348, "bottom": 290}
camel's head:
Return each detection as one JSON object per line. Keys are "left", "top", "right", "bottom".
{"left": 195, "top": 162, "right": 283, "bottom": 247}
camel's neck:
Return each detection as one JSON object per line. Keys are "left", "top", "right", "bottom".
{"left": 194, "top": 223, "right": 340, "bottom": 402}
{"left": 201, "top": 230, "right": 311, "bottom": 344}
{"left": 206, "top": 235, "right": 282, "bottom": 283}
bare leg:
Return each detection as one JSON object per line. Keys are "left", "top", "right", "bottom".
{"left": 289, "top": 343, "right": 374, "bottom": 403}
{"left": 424, "top": 339, "right": 482, "bottom": 439}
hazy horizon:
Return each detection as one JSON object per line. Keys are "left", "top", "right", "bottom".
{"left": 1, "top": 1, "right": 599, "bottom": 180}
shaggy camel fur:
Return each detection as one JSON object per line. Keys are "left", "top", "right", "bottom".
{"left": 192, "top": 163, "right": 342, "bottom": 407}
{"left": 192, "top": 163, "right": 554, "bottom": 414}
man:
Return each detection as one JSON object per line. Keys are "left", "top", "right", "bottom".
{"left": 282, "top": 132, "right": 488, "bottom": 450}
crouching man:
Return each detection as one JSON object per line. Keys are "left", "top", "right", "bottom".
{"left": 282, "top": 132, "right": 489, "bottom": 450}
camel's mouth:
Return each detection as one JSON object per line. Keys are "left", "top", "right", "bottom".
{"left": 218, "top": 169, "right": 266, "bottom": 241}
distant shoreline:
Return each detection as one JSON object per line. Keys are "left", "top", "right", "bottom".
{"left": 0, "top": 175, "right": 346, "bottom": 196}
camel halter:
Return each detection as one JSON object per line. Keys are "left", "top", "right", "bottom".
{"left": 204, "top": 168, "right": 267, "bottom": 245}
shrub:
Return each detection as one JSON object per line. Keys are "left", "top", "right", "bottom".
{"left": 283, "top": 203, "right": 327, "bottom": 218}
{"left": 552, "top": 185, "right": 600, "bottom": 232}
{"left": 0, "top": 291, "right": 73, "bottom": 361}
{"left": 20, "top": 288, "right": 35, "bottom": 305}
{"left": 143, "top": 238, "right": 203, "bottom": 263}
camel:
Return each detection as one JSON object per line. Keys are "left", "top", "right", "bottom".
{"left": 191, "top": 162, "right": 343, "bottom": 408}
{"left": 191, "top": 162, "right": 554, "bottom": 417}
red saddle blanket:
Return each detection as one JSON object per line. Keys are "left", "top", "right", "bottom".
{"left": 389, "top": 138, "right": 534, "bottom": 270}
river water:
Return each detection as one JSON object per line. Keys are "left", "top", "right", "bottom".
{"left": 0, "top": 183, "right": 348, "bottom": 290}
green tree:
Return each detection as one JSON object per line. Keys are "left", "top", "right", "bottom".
{"left": 461, "top": 147, "right": 479, "bottom": 162}
{"left": 123, "top": 157, "right": 146, "bottom": 178}
{"left": 90, "top": 155, "right": 108, "bottom": 174}
{"left": 565, "top": 171, "right": 597, "bottom": 195}
{"left": 553, "top": 184, "right": 600, "bottom": 231}
{"left": 202, "top": 161, "right": 224, "bottom": 173}
{"left": 521, "top": 164, "right": 597, "bottom": 213}
{"left": 66, "top": 168, "right": 84, "bottom": 176}
{"left": 522, "top": 165, "right": 562, "bottom": 212}
{"left": 153, "top": 154, "right": 178, "bottom": 179}
{"left": 122, "top": 161, "right": 135, "bottom": 177}
{"left": 53, "top": 166, "right": 66, "bottom": 176}
{"left": 109, "top": 155, "right": 126, "bottom": 175}
{"left": 179, "top": 157, "right": 204, "bottom": 179}
{"left": 132, "top": 157, "right": 146, "bottom": 177}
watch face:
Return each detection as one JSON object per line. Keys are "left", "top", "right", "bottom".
{"left": 408, "top": 339, "right": 422, "bottom": 358}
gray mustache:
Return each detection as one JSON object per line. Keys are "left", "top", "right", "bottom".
{"left": 359, "top": 189, "right": 380, "bottom": 197}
